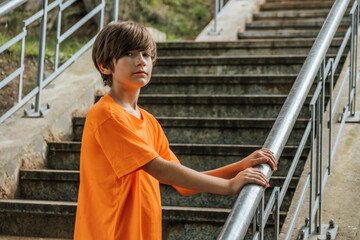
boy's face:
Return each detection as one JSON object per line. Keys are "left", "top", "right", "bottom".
{"left": 104, "top": 49, "right": 153, "bottom": 90}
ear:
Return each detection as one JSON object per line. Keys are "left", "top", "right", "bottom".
{"left": 98, "top": 62, "right": 112, "bottom": 75}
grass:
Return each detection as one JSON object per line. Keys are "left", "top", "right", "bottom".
{"left": 1, "top": 0, "right": 215, "bottom": 58}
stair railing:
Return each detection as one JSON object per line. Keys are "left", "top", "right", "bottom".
{"left": 0, "top": 0, "right": 119, "bottom": 124}
{"left": 218, "top": 0, "right": 358, "bottom": 239}
{"left": 208, "top": 0, "right": 231, "bottom": 35}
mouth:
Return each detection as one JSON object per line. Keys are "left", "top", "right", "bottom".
{"left": 133, "top": 70, "right": 147, "bottom": 75}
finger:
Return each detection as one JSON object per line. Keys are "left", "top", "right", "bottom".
{"left": 247, "top": 176, "right": 269, "bottom": 188}
{"left": 263, "top": 152, "right": 278, "bottom": 170}
{"left": 249, "top": 168, "right": 269, "bottom": 185}
{"left": 261, "top": 148, "right": 273, "bottom": 155}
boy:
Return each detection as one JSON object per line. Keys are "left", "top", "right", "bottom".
{"left": 74, "top": 21, "right": 277, "bottom": 240}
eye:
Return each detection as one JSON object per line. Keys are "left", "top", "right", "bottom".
{"left": 143, "top": 52, "right": 150, "bottom": 58}
{"left": 124, "top": 52, "right": 133, "bottom": 56}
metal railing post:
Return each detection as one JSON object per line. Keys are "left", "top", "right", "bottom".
{"left": 274, "top": 187, "right": 280, "bottom": 240}
{"left": 24, "top": 0, "right": 51, "bottom": 117}
{"left": 310, "top": 101, "right": 315, "bottom": 235}
{"left": 259, "top": 193, "right": 264, "bottom": 240}
{"left": 329, "top": 59, "right": 334, "bottom": 175}
{"left": 18, "top": 22, "right": 26, "bottom": 103}
{"left": 113, "top": 0, "right": 119, "bottom": 22}
{"left": 55, "top": 0, "right": 62, "bottom": 71}
{"left": 350, "top": 9, "right": 356, "bottom": 114}
{"left": 35, "top": 0, "right": 47, "bottom": 113}
{"left": 208, "top": 0, "right": 221, "bottom": 35}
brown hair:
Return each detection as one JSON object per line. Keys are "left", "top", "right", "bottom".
{"left": 92, "top": 21, "right": 157, "bottom": 86}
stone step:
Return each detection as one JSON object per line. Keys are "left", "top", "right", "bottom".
{"left": 238, "top": 29, "right": 346, "bottom": 39}
{"left": 18, "top": 169, "right": 297, "bottom": 211}
{"left": 156, "top": 39, "right": 344, "bottom": 56}
{"left": 154, "top": 55, "right": 306, "bottom": 75}
{"left": 246, "top": 19, "right": 350, "bottom": 30}
{"left": 47, "top": 142, "right": 308, "bottom": 177}
{"left": 144, "top": 74, "right": 298, "bottom": 95}
{"left": 261, "top": 1, "right": 334, "bottom": 10}
{"left": 154, "top": 55, "right": 342, "bottom": 74}
{"left": 136, "top": 94, "right": 311, "bottom": 118}
{"left": 73, "top": 116, "right": 309, "bottom": 145}
{"left": 141, "top": 74, "right": 337, "bottom": 95}
{"left": 253, "top": 9, "right": 331, "bottom": 21}
{"left": 253, "top": 9, "right": 351, "bottom": 21}
{"left": 0, "top": 199, "right": 285, "bottom": 239}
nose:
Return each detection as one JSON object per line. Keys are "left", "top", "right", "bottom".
{"left": 136, "top": 53, "right": 146, "bottom": 66}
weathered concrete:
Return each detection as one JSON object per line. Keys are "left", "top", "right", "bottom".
{"left": 0, "top": 49, "right": 104, "bottom": 198}
{"left": 196, "top": 0, "right": 265, "bottom": 41}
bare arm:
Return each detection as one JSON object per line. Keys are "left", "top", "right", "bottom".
{"left": 202, "top": 148, "right": 278, "bottom": 179}
{"left": 142, "top": 156, "right": 269, "bottom": 196}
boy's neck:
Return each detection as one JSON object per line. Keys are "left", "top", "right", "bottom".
{"left": 108, "top": 87, "right": 140, "bottom": 111}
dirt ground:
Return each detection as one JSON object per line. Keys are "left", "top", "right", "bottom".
{"left": 0, "top": 52, "right": 54, "bottom": 116}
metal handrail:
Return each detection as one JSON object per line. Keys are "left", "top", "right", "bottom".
{"left": 218, "top": 0, "right": 352, "bottom": 239}
{"left": 0, "top": 0, "right": 27, "bottom": 18}
{"left": 0, "top": 0, "right": 120, "bottom": 124}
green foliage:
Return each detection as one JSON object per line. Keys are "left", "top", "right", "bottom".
{"left": 118, "top": 0, "right": 212, "bottom": 40}
{"left": 0, "top": 0, "right": 213, "bottom": 61}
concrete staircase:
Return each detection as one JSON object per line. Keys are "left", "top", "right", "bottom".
{"left": 0, "top": 0, "right": 348, "bottom": 239}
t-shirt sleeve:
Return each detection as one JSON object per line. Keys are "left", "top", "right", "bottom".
{"left": 152, "top": 117, "right": 181, "bottom": 165}
{"left": 95, "top": 117, "right": 159, "bottom": 178}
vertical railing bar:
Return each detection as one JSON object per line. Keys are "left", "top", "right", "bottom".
{"left": 113, "top": 0, "right": 119, "bottom": 22}
{"left": 100, "top": 0, "right": 105, "bottom": 29}
{"left": 253, "top": 208, "right": 258, "bottom": 237}
{"left": 259, "top": 193, "right": 264, "bottom": 240}
{"left": 34, "top": 0, "right": 48, "bottom": 113}
{"left": 350, "top": 11, "right": 355, "bottom": 114}
{"left": 309, "top": 101, "right": 315, "bottom": 234}
{"left": 274, "top": 187, "right": 280, "bottom": 240}
{"left": 315, "top": 69, "right": 321, "bottom": 233}
{"left": 329, "top": 59, "right": 334, "bottom": 174}
{"left": 353, "top": 2, "right": 359, "bottom": 115}
{"left": 215, "top": 0, "right": 219, "bottom": 32}
{"left": 18, "top": 24, "right": 26, "bottom": 103}
{"left": 319, "top": 58, "right": 325, "bottom": 234}
{"left": 55, "top": 0, "right": 62, "bottom": 71}
{"left": 285, "top": 174, "right": 311, "bottom": 240}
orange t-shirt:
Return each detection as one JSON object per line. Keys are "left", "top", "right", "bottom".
{"left": 74, "top": 94, "right": 180, "bottom": 240}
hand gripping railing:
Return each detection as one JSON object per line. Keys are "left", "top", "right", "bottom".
{"left": 0, "top": 0, "right": 120, "bottom": 124}
{"left": 218, "top": 0, "right": 357, "bottom": 239}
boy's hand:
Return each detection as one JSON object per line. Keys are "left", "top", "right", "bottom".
{"left": 241, "top": 148, "right": 277, "bottom": 171}
{"left": 228, "top": 168, "right": 269, "bottom": 195}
